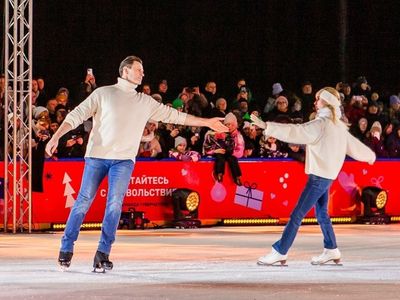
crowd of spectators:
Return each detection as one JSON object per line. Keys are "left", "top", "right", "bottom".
{"left": 1, "top": 72, "right": 400, "bottom": 189}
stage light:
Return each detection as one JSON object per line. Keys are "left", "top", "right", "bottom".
{"left": 359, "top": 186, "right": 390, "bottom": 224}
{"left": 301, "top": 217, "right": 355, "bottom": 224}
{"left": 51, "top": 223, "right": 102, "bottom": 231}
{"left": 222, "top": 218, "right": 280, "bottom": 226}
{"left": 390, "top": 216, "right": 400, "bottom": 222}
{"left": 119, "top": 208, "right": 149, "bottom": 230}
{"left": 172, "top": 188, "right": 201, "bottom": 228}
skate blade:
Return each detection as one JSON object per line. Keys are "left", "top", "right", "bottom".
{"left": 92, "top": 267, "right": 106, "bottom": 273}
{"left": 257, "top": 260, "right": 288, "bottom": 267}
{"left": 311, "top": 258, "right": 342, "bottom": 266}
{"left": 58, "top": 263, "right": 70, "bottom": 272}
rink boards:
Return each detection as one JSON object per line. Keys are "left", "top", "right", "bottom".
{"left": 0, "top": 158, "right": 399, "bottom": 228}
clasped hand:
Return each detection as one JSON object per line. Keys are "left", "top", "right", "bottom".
{"left": 250, "top": 114, "right": 266, "bottom": 129}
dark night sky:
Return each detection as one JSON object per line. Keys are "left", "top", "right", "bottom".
{"left": 2, "top": 0, "right": 400, "bottom": 101}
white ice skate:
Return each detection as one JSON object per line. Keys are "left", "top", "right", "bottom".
{"left": 311, "top": 248, "right": 342, "bottom": 266}
{"left": 257, "top": 248, "right": 288, "bottom": 266}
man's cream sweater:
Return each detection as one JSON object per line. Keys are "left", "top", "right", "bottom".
{"left": 64, "top": 78, "right": 187, "bottom": 161}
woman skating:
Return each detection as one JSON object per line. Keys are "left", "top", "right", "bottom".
{"left": 251, "top": 87, "right": 376, "bottom": 266}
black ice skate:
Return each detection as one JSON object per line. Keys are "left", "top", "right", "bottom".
{"left": 92, "top": 250, "right": 113, "bottom": 273}
{"left": 58, "top": 251, "right": 73, "bottom": 271}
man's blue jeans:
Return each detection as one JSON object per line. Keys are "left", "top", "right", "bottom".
{"left": 60, "top": 158, "right": 134, "bottom": 254}
{"left": 273, "top": 174, "right": 337, "bottom": 255}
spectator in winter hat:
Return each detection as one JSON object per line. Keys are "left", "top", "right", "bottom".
{"left": 210, "top": 97, "right": 227, "bottom": 118}
{"left": 356, "top": 76, "right": 368, "bottom": 85}
{"left": 353, "top": 76, "right": 371, "bottom": 98}
{"left": 224, "top": 112, "right": 238, "bottom": 126}
{"left": 242, "top": 119, "right": 259, "bottom": 156}
{"left": 138, "top": 120, "right": 161, "bottom": 158}
{"left": 367, "top": 120, "right": 388, "bottom": 158}
{"left": 169, "top": 136, "right": 201, "bottom": 162}
{"left": 33, "top": 106, "right": 49, "bottom": 120}
{"left": 265, "top": 95, "right": 292, "bottom": 122}
{"left": 234, "top": 86, "right": 249, "bottom": 106}
{"left": 276, "top": 95, "right": 288, "bottom": 106}
{"left": 389, "top": 95, "right": 400, "bottom": 106}
{"left": 151, "top": 93, "right": 163, "bottom": 103}
{"left": 203, "top": 112, "right": 244, "bottom": 185}
{"left": 263, "top": 83, "right": 285, "bottom": 117}
{"left": 174, "top": 136, "right": 187, "bottom": 148}
{"left": 272, "top": 83, "right": 283, "bottom": 96}
{"left": 172, "top": 98, "right": 184, "bottom": 111}
{"left": 350, "top": 117, "right": 369, "bottom": 144}
{"left": 388, "top": 95, "right": 400, "bottom": 123}
{"left": 369, "top": 121, "right": 382, "bottom": 136}
{"left": 365, "top": 101, "right": 388, "bottom": 128}
{"left": 238, "top": 98, "right": 249, "bottom": 115}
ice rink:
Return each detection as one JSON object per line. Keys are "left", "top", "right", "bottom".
{"left": 1, "top": 224, "right": 399, "bottom": 299}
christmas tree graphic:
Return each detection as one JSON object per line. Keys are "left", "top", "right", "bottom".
{"left": 63, "top": 173, "right": 76, "bottom": 208}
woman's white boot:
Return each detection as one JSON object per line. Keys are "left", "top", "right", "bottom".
{"left": 311, "top": 248, "right": 341, "bottom": 265}
{"left": 257, "top": 248, "right": 288, "bottom": 266}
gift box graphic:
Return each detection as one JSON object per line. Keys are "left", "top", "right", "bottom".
{"left": 234, "top": 182, "right": 264, "bottom": 210}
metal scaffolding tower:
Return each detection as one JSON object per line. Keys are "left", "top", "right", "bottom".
{"left": 3, "top": 0, "right": 33, "bottom": 233}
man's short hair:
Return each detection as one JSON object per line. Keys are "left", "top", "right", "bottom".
{"left": 119, "top": 56, "right": 143, "bottom": 77}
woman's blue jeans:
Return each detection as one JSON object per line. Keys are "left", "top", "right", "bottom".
{"left": 273, "top": 174, "right": 337, "bottom": 255}
{"left": 60, "top": 158, "right": 134, "bottom": 255}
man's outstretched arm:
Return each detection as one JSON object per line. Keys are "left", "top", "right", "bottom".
{"left": 183, "top": 115, "right": 228, "bottom": 133}
{"left": 45, "top": 122, "right": 73, "bottom": 157}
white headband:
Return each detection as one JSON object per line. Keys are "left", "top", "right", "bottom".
{"left": 320, "top": 90, "right": 340, "bottom": 107}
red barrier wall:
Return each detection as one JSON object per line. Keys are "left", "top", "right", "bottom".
{"left": 1, "top": 159, "right": 399, "bottom": 226}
